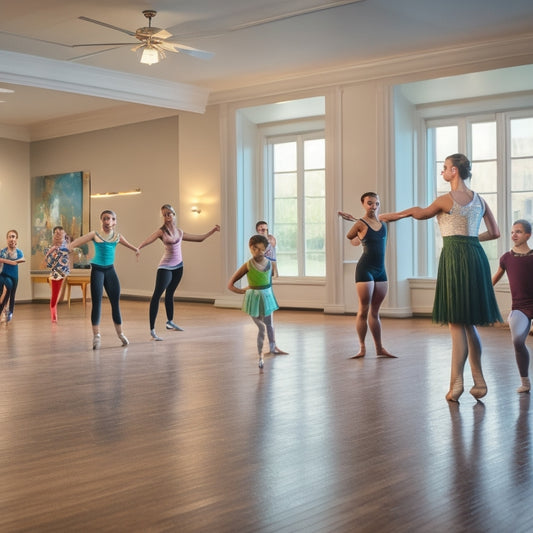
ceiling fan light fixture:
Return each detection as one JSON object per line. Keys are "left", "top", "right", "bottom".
{"left": 140, "top": 46, "right": 160, "bottom": 65}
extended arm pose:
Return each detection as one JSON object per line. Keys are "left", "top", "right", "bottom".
{"left": 43, "top": 226, "right": 71, "bottom": 323}
{"left": 380, "top": 153, "right": 502, "bottom": 402}
{"left": 339, "top": 193, "right": 396, "bottom": 359}
{"left": 492, "top": 219, "right": 533, "bottom": 393}
{"left": 138, "top": 204, "right": 220, "bottom": 341}
{"left": 69, "top": 210, "right": 139, "bottom": 350}
{"left": 0, "top": 229, "right": 25, "bottom": 322}
{"left": 228, "top": 234, "right": 288, "bottom": 369}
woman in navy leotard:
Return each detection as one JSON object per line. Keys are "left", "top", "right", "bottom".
{"left": 339, "top": 192, "right": 396, "bottom": 359}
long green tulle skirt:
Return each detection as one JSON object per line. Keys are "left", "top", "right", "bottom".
{"left": 433, "top": 235, "right": 502, "bottom": 325}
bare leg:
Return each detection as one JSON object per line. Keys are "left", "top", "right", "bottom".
{"left": 466, "top": 325, "right": 487, "bottom": 399}
{"left": 352, "top": 281, "right": 372, "bottom": 358}
{"left": 368, "top": 281, "right": 396, "bottom": 358}
{"left": 447, "top": 324, "right": 468, "bottom": 401}
{"left": 509, "top": 310, "right": 531, "bottom": 392}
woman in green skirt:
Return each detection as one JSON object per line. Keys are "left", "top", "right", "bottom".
{"left": 380, "top": 153, "right": 502, "bottom": 402}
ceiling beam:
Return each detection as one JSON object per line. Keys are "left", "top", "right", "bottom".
{"left": 0, "top": 50, "right": 210, "bottom": 113}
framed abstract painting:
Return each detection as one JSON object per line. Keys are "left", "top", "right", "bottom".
{"left": 31, "top": 171, "right": 90, "bottom": 270}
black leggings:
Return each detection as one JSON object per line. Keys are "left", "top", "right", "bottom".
{"left": 91, "top": 264, "right": 122, "bottom": 326}
{"left": 149, "top": 267, "right": 184, "bottom": 329}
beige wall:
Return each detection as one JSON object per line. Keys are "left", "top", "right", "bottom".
{"left": 0, "top": 138, "right": 31, "bottom": 302}
{"left": 29, "top": 112, "right": 223, "bottom": 301}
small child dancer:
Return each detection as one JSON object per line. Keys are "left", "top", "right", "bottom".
{"left": 69, "top": 210, "right": 139, "bottom": 350}
{"left": 228, "top": 234, "right": 288, "bottom": 368}
{"left": 492, "top": 219, "right": 533, "bottom": 393}
{"left": 0, "top": 229, "right": 25, "bottom": 322}
{"left": 44, "top": 226, "right": 71, "bottom": 323}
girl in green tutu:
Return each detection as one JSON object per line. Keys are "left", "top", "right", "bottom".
{"left": 228, "top": 234, "right": 288, "bottom": 369}
{"left": 381, "top": 153, "right": 502, "bottom": 402}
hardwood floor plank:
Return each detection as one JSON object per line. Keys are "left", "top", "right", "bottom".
{"left": 0, "top": 301, "right": 531, "bottom": 532}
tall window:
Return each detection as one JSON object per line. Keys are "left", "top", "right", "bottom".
{"left": 267, "top": 133, "right": 325, "bottom": 277}
{"left": 426, "top": 111, "right": 533, "bottom": 274}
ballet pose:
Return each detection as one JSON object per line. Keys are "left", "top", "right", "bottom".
{"left": 338, "top": 192, "right": 396, "bottom": 359}
{"left": 380, "top": 153, "right": 502, "bottom": 401}
{"left": 0, "top": 229, "right": 25, "bottom": 322}
{"left": 69, "top": 210, "right": 139, "bottom": 350}
{"left": 492, "top": 219, "right": 533, "bottom": 393}
{"left": 228, "top": 234, "right": 288, "bottom": 369}
{"left": 43, "top": 226, "right": 71, "bottom": 323}
{"left": 138, "top": 204, "right": 220, "bottom": 341}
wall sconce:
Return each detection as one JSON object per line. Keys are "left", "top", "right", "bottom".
{"left": 191, "top": 206, "right": 202, "bottom": 214}
{"left": 91, "top": 188, "right": 142, "bottom": 199}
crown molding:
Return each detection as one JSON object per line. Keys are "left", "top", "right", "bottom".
{"left": 28, "top": 104, "right": 178, "bottom": 142}
{"left": 208, "top": 32, "right": 533, "bottom": 104}
{"left": 0, "top": 50, "right": 210, "bottom": 113}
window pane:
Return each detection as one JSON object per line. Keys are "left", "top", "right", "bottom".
{"left": 435, "top": 127, "right": 458, "bottom": 160}
{"left": 472, "top": 161, "right": 497, "bottom": 192}
{"left": 305, "top": 252, "right": 326, "bottom": 276}
{"left": 511, "top": 118, "right": 533, "bottom": 157}
{"left": 274, "top": 172, "right": 297, "bottom": 196}
{"left": 304, "top": 170, "right": 325, "bottom": 197}
{"left": 276, "top": 223, "right": 298, "bottom": 276}
{"left": 305, "top": 139, "right": 325, "bottom": 169}
{"left": 511, "top": 158, "right": 533, "bottom": 191}
{"left": 472, "top": 122, "right": 496, "bottom": 160}
{"left": 511, "top": 192, "right": 533, "bottom": 223}
{"left": 274, "top": 198, "right": 297, "bottom": 223}
{"left": 274, "top": 142, "right": 297, "bottom": 172}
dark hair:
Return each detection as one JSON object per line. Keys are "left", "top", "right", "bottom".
{"left": 249, "top": 234, "right": 269, "bottom": 248}
{"left": 256, "top": 220, "right": 268, "bottom": 231}
{"left": 53, "top": 226, "right": 64, "bottom": 233}
{"left": 100, "top": 210, "right": 116, "bottom": 219}
{"left": 446, "top": 153, "right": 472, "bottom": 180}
{"left": 360, "top": 192, "right": 378, "bottom": 203}
{"left": 513, "top": 219, "right": 532, "bottom": 235}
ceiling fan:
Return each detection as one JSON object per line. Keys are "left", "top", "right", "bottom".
{"left": 76, "top": 10, "right": 214, "bottom": 65}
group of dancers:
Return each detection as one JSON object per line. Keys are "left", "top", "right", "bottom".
{"left": 340, "top": 152, "right": 532, "bottom": 400}
{"left": 2, "top": 155, "right": 531, "bottom": 389}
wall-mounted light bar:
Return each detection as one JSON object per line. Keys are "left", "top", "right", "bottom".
{"left": 91, "top": 188, "right": 142, "bottom": 198}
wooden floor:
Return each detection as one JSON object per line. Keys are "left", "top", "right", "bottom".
{"left": 0, "top": 300, "right": 531, "bottom": 532}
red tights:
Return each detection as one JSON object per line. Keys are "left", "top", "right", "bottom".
{"left": 50, "top": 279, "right": 64, "bottom": 322}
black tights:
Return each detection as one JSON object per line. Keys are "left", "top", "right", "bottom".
{"left": 149, "top": 267, "right": 184, "bottom": 329}
{"left": 90, "top": 264, "right": 122, "bottom": 326}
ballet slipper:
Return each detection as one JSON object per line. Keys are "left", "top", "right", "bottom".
{"left": 470, "top": 380, "right": 487, "bottom": 399}
{"left": 264, "top": 347, "right": 289, "bottom": 355}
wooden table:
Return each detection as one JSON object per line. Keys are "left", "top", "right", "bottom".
{"left": 31, "top": 271, "right": 90, "bottom": 307}
{"left": 66, "top": 274, "right": 91, "bottom": 307}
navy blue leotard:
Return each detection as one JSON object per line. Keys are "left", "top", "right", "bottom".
{"left": 355, "top": 219, "right": 387, "bottom": 283}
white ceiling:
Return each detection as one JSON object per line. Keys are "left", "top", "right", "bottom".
{"left": 1, "top": 0, "right": 533, "bottom": 133}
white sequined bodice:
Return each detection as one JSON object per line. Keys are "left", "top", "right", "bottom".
{"left": 437, "top": 192, "right": 485, "bottom": 237}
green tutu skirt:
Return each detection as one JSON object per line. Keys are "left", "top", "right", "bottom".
{"left": 242, "top": 286, "right": 279, "bottom": 318}
{"left": 433, "top": 235, "right": 502, "bottom": 325}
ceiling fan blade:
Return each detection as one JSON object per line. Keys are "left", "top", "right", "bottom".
{"left": 71, "top": 42, "right": 137, "bottom": 48}
{"left": 153, "top": 29, "right": 172, "bottom": 40}
{"left": 78, "top": 16, "right": 136, "bottom": 37}
{"left": 158, "top": 41, "right": 214, "bottom": 60}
